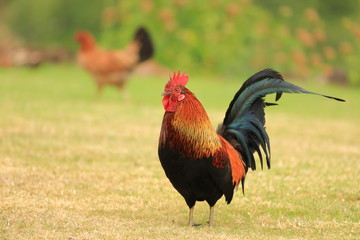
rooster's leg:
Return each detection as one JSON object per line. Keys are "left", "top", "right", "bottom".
{"left": 188, "top": 207, "right": 202, "bottom": 227}
{"left": 188, "top": 207, "right": 194, "bottom": 227}
{"left": 95, "top": 81, "right": 104, "bottom": 98}
{"left": 208, "top": 206, "right": 215, "bottom": 227}
{"left": 121, "top": 89, "right": 130, "bottom": 102}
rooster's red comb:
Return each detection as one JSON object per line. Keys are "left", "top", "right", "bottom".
{"left": 165, "top": 71, "right": 189, "bottom": 90}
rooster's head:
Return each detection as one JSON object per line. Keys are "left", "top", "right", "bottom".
{"left": 74, "top": 31, "right": 95, "bottom": 50}
{"left": 162, "top": 71, "right": 189, "bottom": 112}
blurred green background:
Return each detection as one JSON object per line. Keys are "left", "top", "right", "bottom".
{"left": 0, "top": 0, "right": 359, "bottom": 84}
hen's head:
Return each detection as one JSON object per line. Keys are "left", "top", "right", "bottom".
{"left": 74, "top": 31, "right": 95, "bottom": 50}
{"left": 162, "top": 71, "right": 189, "bottom": 112}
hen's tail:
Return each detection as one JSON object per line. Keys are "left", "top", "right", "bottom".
{"left": 217, "top": 69, "right": 345, "bottom": 172}
{"left": 133, "top": 27, "right": 154, "bottom": 63}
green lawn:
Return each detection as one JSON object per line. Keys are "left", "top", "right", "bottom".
{"left": 0, "top": 64, "right": 359, "bottom": 240}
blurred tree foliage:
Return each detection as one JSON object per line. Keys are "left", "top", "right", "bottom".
{"left": 3, "top": 0, "right": 360, "bottom": 84}
{"left": 3, "top": 0, "right": 105, "bottom": 47}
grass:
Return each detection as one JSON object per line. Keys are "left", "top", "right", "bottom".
{"left": 0, "top": 64, "right": 359, "bottom": 240}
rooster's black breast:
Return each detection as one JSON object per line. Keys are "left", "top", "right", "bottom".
{"left": 158, "top": 145, "right": 234, "bottom": 208}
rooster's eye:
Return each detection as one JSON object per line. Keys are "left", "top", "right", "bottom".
{"left": 175, "top": 88, "right": 180, "bottom": 93}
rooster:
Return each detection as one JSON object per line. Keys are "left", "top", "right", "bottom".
{"left": 75, "top": 27, "right": 153, "bottom": 97}
{"left": 158, "top": 69, "right": 344, "bottom": 227}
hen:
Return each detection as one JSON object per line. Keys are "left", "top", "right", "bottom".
{"left": 158, "top": 70, "right": 344, "bottom": 227}
{"left": 75, "top": 27, "right": 153, "bottom": 97}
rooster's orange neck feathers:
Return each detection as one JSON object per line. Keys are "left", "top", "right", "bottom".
{"left": 162, "top": 89, "right": 222, "bottom": 159}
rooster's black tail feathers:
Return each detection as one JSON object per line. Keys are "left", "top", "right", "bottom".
{"left": 217, "top": 69, "right": 345, "bottom": 172}
{"left": 133, "top": 27, "right": 154, "bottom": 63}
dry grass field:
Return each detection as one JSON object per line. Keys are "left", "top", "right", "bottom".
{"left": 0, "top": 65, "right": 359, "bottom": 239}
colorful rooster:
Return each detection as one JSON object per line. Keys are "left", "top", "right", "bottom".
{"left": 158, "top": 69, "right": 344, "bottom": 227}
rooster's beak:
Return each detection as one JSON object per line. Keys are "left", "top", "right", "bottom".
{"left": 161, "top": 91, "right": 170, "bottom": 96}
